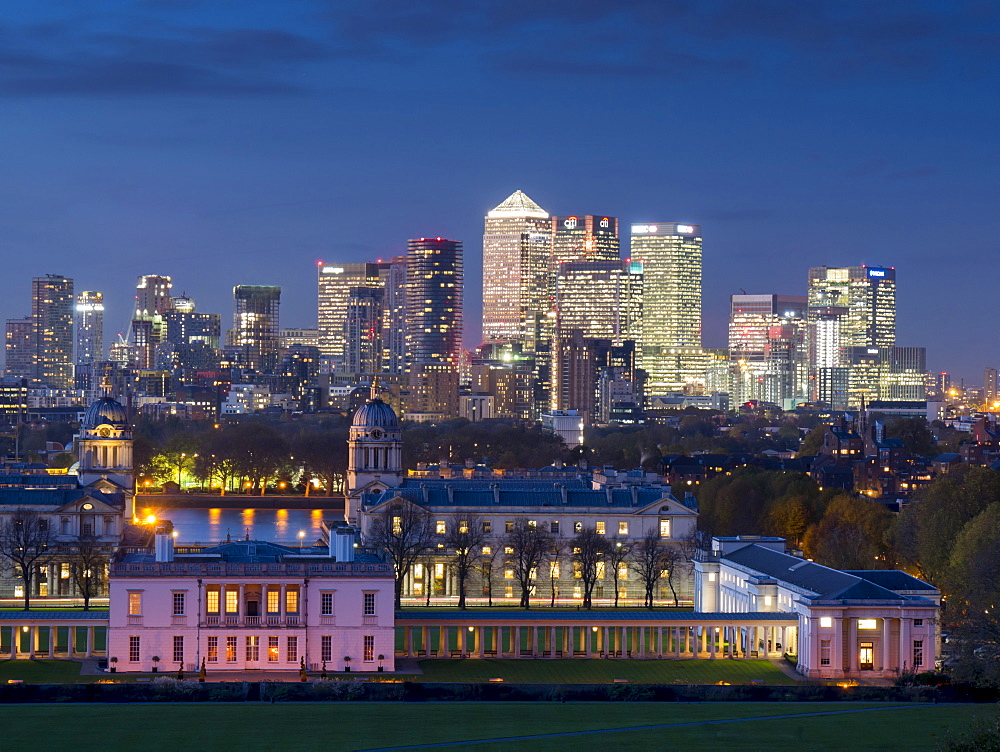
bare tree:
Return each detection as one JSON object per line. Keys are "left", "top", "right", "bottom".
{"left": 69, "top": 535, "right": 108, "bottom": 611}
{"left": 366, "top": 502, "right": 433, "bottom": 608}
{"left": 571, "top": 527, "right": 608, "bottom": 610}
{"left": 659, "top": 545, "right": 686, "bottom": 607}
{"left": 548, "top": 539, "right": 566, "bottom": 607}
{"left": 478, "top": 544, "right": 502, "bottom": 607}
{"left": 501, "top": 519, "right": 554, "bottom": 609}
{"left": 0, "top": 509, "right": 56, "bottom": 611}
{"left": 630, "top": 532, "right": 665, "bottom": 609}
{"left": 443, "top": 514, "right": 488, "bottom": 610}
{"left": 606, "top": 536, "right": 633, "bottom": 608}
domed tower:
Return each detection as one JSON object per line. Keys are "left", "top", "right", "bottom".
{"left": 345, "top": 382, "right": 402, "bottom": 523}
{"left": 76, "top": 395, "right": 134, "bottom": 492}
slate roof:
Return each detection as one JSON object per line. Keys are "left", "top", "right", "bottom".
{"left": 844, "top": 570, "right": 939, "bottom": 592}
{"left": 395, "top": 610, "right": 798, "bottom": 623}
{"left": 120, "top": 539, "right": 384, "bottom": 566}
{"left": 0, "top": 610, "right": 108, "bottom": 621}
{"left": 721, "top": 544, "right": 933, "bottom": 602}
{"left": 0, "top": 487, "right": 124, "bottom": 508}
{"left": 365, "top": 485, "right": 681, "bottom": 511}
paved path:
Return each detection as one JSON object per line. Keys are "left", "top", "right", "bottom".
{"left": 357, "top": 703, "right": 943, "bottom": 751}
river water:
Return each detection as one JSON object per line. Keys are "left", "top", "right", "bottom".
{"left": 132, "top": 505, "right": 341, "bottom": 546}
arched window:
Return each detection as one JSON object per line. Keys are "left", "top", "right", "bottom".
{"left": 61, "top": 517, "right": 70, "bottom": 535}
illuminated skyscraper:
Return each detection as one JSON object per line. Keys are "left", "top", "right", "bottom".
{"left": 132, "top": 275, "right": 173, "bottom": 369}
{"left": 380, "top": 256, "right": 407, "bottom": 375}
{"left": 550, "top": 214, "right": 620, "bottom": 265}
{"left": 4, "top": 316, "right": 33, "bottom": 380}
{"left": 75, "top": 291, "right": 104, "bottom": 366}
{"left": 317, "top": 262, "right": 387, "bottom": 371}
{"left": 344, "top": 286, "right": 383, "bottom": 376}
{"left": 405, "top": 238, "right": 463, "bottom": 365}
{"left": 629, "top": 223, "right": 703, "bottom": 392}
{"left": 729, "top": 294, "right": 807, "bottom": 408}
{"left": 554, "top": 260, "right": 641, "bottom": 345}
{"left": 32, "top": 274, "right": 75, "bottom": 389}
{"left": 231, "top": 285, "right": 281, "bottom": 372}
{"left": 807, "top": 266, "right": 897, "bottom": 407}
{"left": 482, "top": 190, "right": 551, "bottom": 348}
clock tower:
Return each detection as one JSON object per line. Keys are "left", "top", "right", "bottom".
{"left": 345, "top": 381, "right": 402, "bottom": 523}
{"left": 76, "top": 395, "right": 134, "bottom": 493}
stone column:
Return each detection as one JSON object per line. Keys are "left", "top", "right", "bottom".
{"left": 709, "top": 627, "right": 717, "bottom": 659}
{"left": 421, "top": 626, "right": 429, "bottom": 656}
{"left": 439, "top": 625, "right": 447, "bottom": 657}
{"left": 86, "top": 627, "right": 94, "bottom": 658}
{"left": 238, "top": 584, "right": 245, "bottom": 624}
{"left": 848, "top": 619, "right": 859, "bottom": 674}
{"left": 459, "top": 626, "right": 467, "bottom": 657}
{"left": 280, "top": 584, "right": 287, "bottom": 623}
{"left": 899, "top": 618, "right": 912, "bottom": 673}
{"left": 882, "top": 618, "right": 893, "bottom": 673}
{"left": 833, "top": 618, "right": 844, "bottom": 675}
{"left": 28, "top": 627, "right": 36, "bottom": 658}
{"left": 476, "top": 627, "right": 484, "bottom": 658}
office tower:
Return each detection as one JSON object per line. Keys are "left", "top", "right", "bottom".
{"left": 629, "top": 223, "right": 703, "bottom": 392}
{"left": 405, "top": 238, "right": 463, "bottom": 365}
{"left": 380, "top": 256, "right": 407, "bottom": 375}
{"left": 317, "top": 262, "right": 387, "bottom": 371}
{"left": 279, "top": 328, "right": 320, "bottom": 349}
{"left": 4, "top": 316, "right": 33, "bottom": 379}
{"left": 32, "top": 274, "right": 75, "bottom": 389}
{"left": 807, "top": 266, "right": 898, "bottom": 408}
{"left": 171, "top": 295, "right": 196, "bottom": 314}
{"left": 231, "top": 285, "right": 281, "bottom": 372}
{"left": 482, "top": 190, "right": 551, "bottom": 348}
{"left": 551, "top": 330, "right": 601, "bottom": 422}
{"left": 75, "top": 291, "right": 104, "bottom": 366}
{"left": 132, "top": 275, "right": 174, "bottom": 369}
{"left": 164, "top": 302, "right": 222, "bottom": 349}
{"left": 554, "top": 260, "right": 642, "bottom": 345}
{"left": 0, "top": 377, "right": 28, "bottom": 424}
{"left": 278, "top": 345, "right": 321, "bottom": 406}
{"left": 807, "top": 266, "right": 895, "bottom": 348}
{"left": 986, "top": 368, "right": 998, "bottom": 406}
{"left": 550, "top": 215, "right": 620, "bottom": 265}
{"left": 729, "top": 294, "right": 808, "bottom": 408}
{"left": 344, "top": 286, "right": 383, "bottom": 376}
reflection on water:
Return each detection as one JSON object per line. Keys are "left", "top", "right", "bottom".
{"left": 142, "top": 507, "right": 338, "bottom": 545}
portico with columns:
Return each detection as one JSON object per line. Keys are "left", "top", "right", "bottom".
{"left": 0, "top": 613, "right": 106, "bottom": 659}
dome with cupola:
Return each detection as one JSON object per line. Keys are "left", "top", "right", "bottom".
{"left": 82, "top": 396, "right": 129, "bottom": 430}
{"left": 352, "top": 398, "right": 399, "bottom": 430}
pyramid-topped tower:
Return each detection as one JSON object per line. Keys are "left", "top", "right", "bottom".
{"left": 487, "top": 189, "right": 549, "bottom": 219}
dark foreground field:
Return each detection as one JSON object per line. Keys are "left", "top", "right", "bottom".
{"left": 0, "top": 701, "right": 991, "bottom": 751}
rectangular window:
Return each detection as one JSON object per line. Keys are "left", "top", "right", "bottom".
{"left": 364, "top": 592, "right": 376, "bottom": 616}
{"left": 618, "top": 564, "right": 629, "bottom": 580}
{"left": 504, "top": 546, "right": 513, "bottom": 554}
{"left": 246, "top": 636, "right": 259, "bottom": 662}
{"left": 659, "top": 519, "right": 671, "bottom": 538}
{"left": 225, "top": 590, "right": 238, "bottom": 614}
{"left": 820, "top": 639, "right": 831, "bottom": 666}
{"left": 573, "top": 521, "right": 583, "bottom": 533}
{"left": 458, "top": 520, "right": 468, "bottom": 533}
{"left": 914, "top": 619, "right": 923, "bottom": 627}
{"left": 364, "top": 635, "right": 374, "bottom": 662}
{"left": 857, "top": 619, "right": 877, "bottom": 630}
{"left": 618, "top": 521, "right": 629, "bottom": 535}
{"left": 482, "top": 520, "right": 491, "bottom": 534}
{"left": 321, "top": 635, "right": 332, "bottom": 662}
{"left": 505, "top": 521, "right": 514, "bottom": 533}
{"left": 267, "top": 589, "right": 279, "bottom": 613}
{"left": 173, "top": 635, "right": 184, "bottom": 665}
{"left": 286, "top": 590, "right": 298, "bottom": 613}
{"left": 172, "top": 592, "right": 186, "bottom": 616}
{"left": 129, "top": 635, "right": 140, "bottom": 662}
{"left": 504, "top": 568, "right": 514, "bottom": 580}
{"left": 226, "top": 636, "right": 237, "bottom": 662}
{"left": 504, "top": 585, "right": 513, "bottom": 598}
{"left": 207, "top": 636, "right": 218, "bottom": 662}
{"left": 550, "top": 561, "right": 560, "bottom": 578}
{"left": 321, "top": 592, "right": 334, "bottom": 615}
{"left": 287, "top": 636, "right": 298, "bottom": 662}
{"left": 596, "top": 561, "right": 606, "bottom": 579}
{"left": 392, "top": 516, "right": 402, "bottom": 534}
{"left": 550, "top": 521, "right": 560, "bottom": 534}
{"left": 820, "top": 617, "right": 833, "bottom": 628}
{"left": 596, "top": 521, "right": 606, "bottom": 535}
{"left": 573, "top": 562, "right": 582, "bottom": 579}
{"left": 207, "top": 590, "right": 220, "bottom": 614}
{"left": 528, "top": 520, "right": 537, "bottom": 528}
{"left": 61, "top": 563, "right": 70, "bottom": 579}
{"left": 913, "top": 640, "right": 924, "bottom": 668}
{"left": 268, "top": 636, "right": 279, "bottom": 662}
{"left": 436, "top": 520, "right": 446, "bottom": 535}
{"left": 481, "top": 545, "right": 491, "bottom": 555}
{"left": 128, "top": 592, "right": 141, "bottom": 615}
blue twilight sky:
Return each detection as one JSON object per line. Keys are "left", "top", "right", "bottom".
{"left": 2, "top": 0, "right": 999, "bottom": 382}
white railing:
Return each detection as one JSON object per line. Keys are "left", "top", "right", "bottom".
{"left": 244, "top": 616, "right": 261, "bottom": 626}
{"left": 286, "top": 615, "right": 300, "bottom": 626}
{"left": 206, "top": 615, "right": 220, "bottom": 626}
{"left": 266, "top": 615, "right": 282, "bottom": 626}
{"left": 127, "top": 615, "right": 142, "bottom": 625}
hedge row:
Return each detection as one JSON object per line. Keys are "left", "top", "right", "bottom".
{"left": 0, "top": 678, "right": 997, "bottom": 704}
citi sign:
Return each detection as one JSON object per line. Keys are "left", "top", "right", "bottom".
{"left": 867, "top": 269, "right": 887, "bottom": 278}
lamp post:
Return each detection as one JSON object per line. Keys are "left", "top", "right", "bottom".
{"left": 298, "top": 530, "right": 305, "bottom": 549}
{"left": 178, "top": 453, "right": 185, "bottom": 487}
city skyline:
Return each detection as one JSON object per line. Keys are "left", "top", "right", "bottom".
{"left": 2, "top": 3, "right": 999, "bottom": 381}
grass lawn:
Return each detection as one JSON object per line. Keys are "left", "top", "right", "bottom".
{"left": 0, "top": 660, "right": 166, "bottom": 684}
{"left": 0, "top": 702, "right": 991, "bottom": 751}
{"left": 412, "top": 658, "right": 796, "bottom": 685}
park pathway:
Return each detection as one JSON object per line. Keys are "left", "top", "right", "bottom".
{"left": 357, "top": 703, "right": 948, "bottom": 751}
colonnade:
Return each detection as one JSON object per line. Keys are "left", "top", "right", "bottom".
{"left": 0, "top": 623, "right": 106, "bottom": 658}
{"left": 395, "top": 617, "right": 797, "bottom": 660}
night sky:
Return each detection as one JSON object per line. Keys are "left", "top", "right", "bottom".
{"left": 2, "top": 1, "right": 998, "bottom": 382}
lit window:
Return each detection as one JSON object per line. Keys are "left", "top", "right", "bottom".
{"left": 618, "top": 521, "right": 628, "bottom": 535}
{"left": 596, "top": 521, "right": 606, "bottom": 535}
{"left": 286, "top": 590, "right": 298, "bottom": 613}
{"left": 574, "top": 521, "right": 583, "bottom": 533}
{"left": 321, "top": 635, "right": 332, "bottom": 663}
{"left": 505, "top": 521, "right": 514, "bottom": 532}
{"left": 596, "top": 562, "right": 606, "bottom": 579}
{"left": 436, "top": 521, "right": 446, "bottom": 535}
{"left": 482, "top": 521, "right": 491, "bottom": 534}
{"left": 504, "top": 546, "right": 513, "bottom": 554}
{"left": 459, "top": 520, "right": 468, "bottom": 533}
{"left": 207, "top": 636, "right": 218, "bottom": 662}
{"left": 528, "top": 520, "right": 537, "bottom": 528}
{"left": 267, "top": 590, "right": 279, "bottom": 614}
{"left": 268, "top": 636, "right": 279, "bottom": 662}
{"left": 246, "top": 636, "right": 259, "bottom": 662}
{"left": 129, "top": 635, "right": 140, "bottom": 662}
{"left": 659, "top": 519, "right": 671, "bottom": 538}
{"left": 226, "top": 636, "right": 237, "bottom": 662}
{"left": 364, "top": 635, "right": 375, "bottom": 662}
{"left": 392, "top": 516, "right": 402, "bottom": 534}
{"left": 820, "top": 617, "right": 832, "bottom": 628}
{"left": 708, "top": 572, "right": 716, "bottom": 582}
{"left": 225, "top": 590, "right": 238, "bottom": 614}
{"left": 857, "top": 619, "right": 877, "bottom": 630}
{"left": 128, "top": 592, "right": 142, "bottom": 616}
{"left": 504, "top": 568, "right": 514, "bottom": 580}
{"left": 481, "top": 546, "right": 491, "bottom": 555}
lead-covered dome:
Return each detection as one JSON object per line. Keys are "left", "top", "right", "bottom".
{"left": 82, "top": 396, "right": 129, "bottom": 430}
{"left": 351, "top": 398, "right": 399, "bottom": 430}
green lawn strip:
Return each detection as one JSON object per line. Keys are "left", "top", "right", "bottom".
{"left": 0, "top": 660, "right": 169, "bottom": 684}
{"left": 413, "top": 658, "right": 795, "bottom": 685}
{"left": 0, "top": 702, "right": 970, "bottom": 752}
{"left": 452, "top": 704, "right": 996, "bottom": 752}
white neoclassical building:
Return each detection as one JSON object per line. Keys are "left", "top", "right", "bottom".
{"left": 107, "top": 530, "right": 395, "bottom": 674}
{"left": 694, "top": 536, "right": 940, "bottom": 679}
